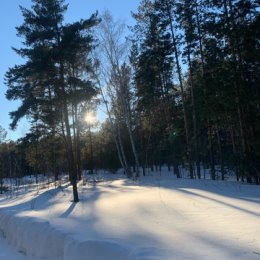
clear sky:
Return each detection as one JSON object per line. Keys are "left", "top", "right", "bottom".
{"left": 0, "top": 0, "right": 139, "bottom": 141}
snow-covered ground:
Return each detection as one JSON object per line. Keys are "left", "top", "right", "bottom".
{"left": 0, "top": 171, "right": 260, "bottom": 260}
{"left": 0, "top": 236, "right": 25, "bottom": 260}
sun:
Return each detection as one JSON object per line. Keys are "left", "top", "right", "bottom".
{"left": 85, "top": 112, "right": 96, "bottom": 125}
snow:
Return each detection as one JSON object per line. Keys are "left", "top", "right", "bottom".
{"left": 0, "top": 212, "right": 66, "bottom": 260}
{"left": 0, "top": 171, "right": 260, "bottom": 260}
{"left": 0, "top": 236, "right": 25, "bottom": 260}
{"left": 64, "top": 238, "right": 135, "bottom": 260}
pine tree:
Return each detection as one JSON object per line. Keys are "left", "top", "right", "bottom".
{"left": 153, "top": 0, "right": 195, "bottom": 178}
{"left": 131, "top": 0, "right": 176, "bottom": 172}
{"left": 5, "top": 0, "right": 99, "bottom": 201}
{"left": 175, "top": 0, "right": 202, "bottom": 178}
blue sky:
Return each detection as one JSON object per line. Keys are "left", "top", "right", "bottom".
{"left": 0, "top": 0, "right": 139, "bottom": 140}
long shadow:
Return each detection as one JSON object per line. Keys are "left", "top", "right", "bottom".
{"left": 176, "top": 188, "right": 260, "bottom": 218}
{"left": 137, "top": 176, "right": 260, "bottom": 204}
{"left": 81, "top": 173, "right": 260, "bottom": 199}
{"left": 0, "top": 185, "right": 73, "bottom": 214}
{"left": 59, "top": 202, "right": 77, "bottom": 218}
{"left": 179, "top": 227, "right": 259, "bottom": 260}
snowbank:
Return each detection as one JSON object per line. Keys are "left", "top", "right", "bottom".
{"left": 0, "top": 210, "right": 135, "bottom": 260}
{"left": 0, "top": 211, "right": 65, "bottom": 260}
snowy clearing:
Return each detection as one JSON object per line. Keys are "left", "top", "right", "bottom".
{"left": 0, "top": 171, "right": 260, "bottom": 260}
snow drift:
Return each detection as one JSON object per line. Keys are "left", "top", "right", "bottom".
{"left": 0, "top": 209, "right": 135, "bottom": 260}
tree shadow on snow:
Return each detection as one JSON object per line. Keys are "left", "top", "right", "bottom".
{"left": 176, "top": 188, "right": 260, "bottom": 218}
{"left": 59, "top": 202, "right": 77, "bottom": 218}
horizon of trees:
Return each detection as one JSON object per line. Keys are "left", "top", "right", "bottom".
{"left": 1, "top": 0, "right": 259, "bottom": 200}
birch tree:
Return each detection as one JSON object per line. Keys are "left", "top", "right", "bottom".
{"left": 95, "top": 11, "right": 140, "bottom": 178}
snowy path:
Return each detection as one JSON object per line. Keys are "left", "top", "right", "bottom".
{"left": 0, "top": 236, "right": 25, "bottom": 260}
{"left": 0, "top": 174, "right": 260, "bottom": 260}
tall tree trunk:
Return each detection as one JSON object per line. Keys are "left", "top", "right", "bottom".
{"left": 125, "top": 119, "right": 140, "bottom": 178}
{"left": 187, "top": 46, "right": 201, "bottom": 179}
{"left": 94, "top": 74, "right": 131, "bottom": 177}
{"left": 216, "top": 128, "right": 225, "bottom": 180}
{"left": 195, "top": 0, "right": 215, "bottom": 179}
{"left": 55, "top": 18, "right": 79, "bottom": 202}
{"left": 60, "top": 63, "right": 79, "bottom": 202}
{"left": 88, "top": 126, "right": 94, "bottom": 174}
{"left": 165, "top": 0, "right": 193, "bottom": 178}
{"left": 230, "top": 126, "right": 239, "bottom": 181}
{"left": 76, "top": 126, "right": 82, "bottom": 180}
{"left": 223, "top": 0, "right": 253, "bottom": 181}
{"left": 73, "top": 104, "right": 82, "bottom": 180}
{"left": 208, "top": 124, "right": 216, "bottom": 180}
{"left": 116, "top": 120, "right": 132, "bottom": 177}
{"left": 47, "top": 84, "right": 59, "bottom": 181}
{"left": 118, "top": 84, "right": 140, "bottom": 178}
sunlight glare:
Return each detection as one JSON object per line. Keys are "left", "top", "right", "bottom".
{"left": 85, "top": 112, "right": 96, "bottom": 125}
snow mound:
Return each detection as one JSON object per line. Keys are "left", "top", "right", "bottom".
{"left": 0, "top": 211, "right": 65, "bottom": 260}
{"left": 0, "top": 210, "right": 135, "bottom": 260}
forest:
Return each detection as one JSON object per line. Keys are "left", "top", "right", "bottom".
{"left": 0, "top": 0, "right": 259, "bottom": 203}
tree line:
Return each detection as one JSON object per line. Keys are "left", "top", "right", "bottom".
{"left": 1, "top": 0, "right": 259, "bottom": 201}
{"left": 129, "top": 0, "right": 259, "bottom": 183}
